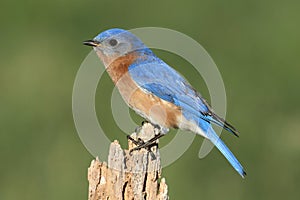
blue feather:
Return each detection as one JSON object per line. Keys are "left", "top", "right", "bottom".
{"left": 206, "top": 126, "right": 246, "bottom": 178}
{"left": 127, "top": 51, "right": 246, "bottom": 177}
{"left": 88, "top": 28, "right": 246, "bottom": 177}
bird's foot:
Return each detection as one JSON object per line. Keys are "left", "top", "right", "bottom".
{"left": 127, "top": 135, "right": 157, "bottom": 160}
{"left": 130, "top": 122, "right": 168, "bottom": 160}
{"left": 129, "top": 133, "right": 164, "bottom": 153}
{"left": 127, "top": 135, "right": 144, "bottom": 146}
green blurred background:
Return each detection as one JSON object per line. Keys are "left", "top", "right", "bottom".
{"left": 1, "top": 0, "right": 300, "bottom": 199}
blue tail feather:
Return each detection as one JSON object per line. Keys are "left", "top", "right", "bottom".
{"left": 206, "top": 126, "right": 246, "bottom": 178}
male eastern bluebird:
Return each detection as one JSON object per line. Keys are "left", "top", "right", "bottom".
{"left": 83, "top": 28, "right": 246, "bottom": 178}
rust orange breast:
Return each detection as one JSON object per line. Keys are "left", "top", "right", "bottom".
{"left": 97, "top": 52, "right": 182, "bottom": 128}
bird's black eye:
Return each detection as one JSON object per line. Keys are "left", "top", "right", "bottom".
{"left": 109, "top": 39, "right": 118, "bottom": 46}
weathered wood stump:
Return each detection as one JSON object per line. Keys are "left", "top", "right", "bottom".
{"left": 87, "top": 122, "right": 169, "bottom": 200}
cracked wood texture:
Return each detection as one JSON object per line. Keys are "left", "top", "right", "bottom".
{"left": 88, "top": 123, "right": 169, "bottom": 200}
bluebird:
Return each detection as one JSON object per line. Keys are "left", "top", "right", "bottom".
{"left": 83, "top": 28, "right": 246, "bottom": 178}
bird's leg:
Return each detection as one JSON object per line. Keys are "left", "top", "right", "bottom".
{"left": 129, "top": 133, "right": 164, "bottom": 153}
{"left": 129, "top": 122, "right": 167, "bottom": 160}
{"left": 127, "top": 135, "right": 144, "bottom": 146}
{"left": 127, "top": 135, "right": 157, "bottom": 160}
{"left": 130, "top": 123, "right": 168, "bottom": 153}
{"left": 128, "top": 122, "right": 156, "bottom": 159}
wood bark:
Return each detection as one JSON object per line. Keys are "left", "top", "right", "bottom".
{"left": 87, "top": 122, "right": 169, "bottom": 200}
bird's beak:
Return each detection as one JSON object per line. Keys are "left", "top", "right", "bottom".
{"left": 83, "top": 39, "right": 101, "bottom": 47}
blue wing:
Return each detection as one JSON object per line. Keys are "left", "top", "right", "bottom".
{"left": 128, "top": 58, "right": 238, "bottom": 136}
{"left": 128, "top": 58, "right": 246, "bottom": 177}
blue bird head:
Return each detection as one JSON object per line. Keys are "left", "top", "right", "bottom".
{"left": 84, "top": 28, "right": 148, "bottom": 59}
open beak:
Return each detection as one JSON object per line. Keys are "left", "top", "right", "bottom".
{"left": 83, "top": 39, "right": 100, "bottom": 47}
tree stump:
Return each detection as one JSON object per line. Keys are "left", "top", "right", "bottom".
{"left": 87, "top": 122, "right": 169, "bottom": 200}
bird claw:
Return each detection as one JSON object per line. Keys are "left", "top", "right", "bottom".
{"left": 128, "top": 123, "right": 166, "bottom": 159}
{"left": 127, "top": 135, "right": 158, "bottom": 160}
